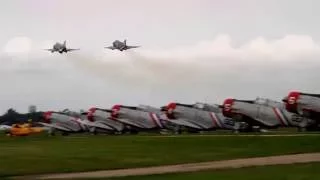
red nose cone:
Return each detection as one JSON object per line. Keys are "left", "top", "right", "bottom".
{"left": 165, "top": 102, "right": 176, "bottom": 119}
{"left": 222, "top": 98, "right": 234, "bottom": 117}
{"left": 44, "top": 111, "right": 53, "bottom": 123}
{"left": 285, "top": 91, "right": 300, "bottom": 113}
{"left": 111, "top": 104, "right": 121, "bottom": 118}
{"left": 87, "top": 107, "right": 96, "bottom": 122}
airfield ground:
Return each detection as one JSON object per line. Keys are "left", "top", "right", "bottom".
{"left": 97, "top": 163, "right": 320, "bottom": 180}
{"left": 1, "top": 132, "right": 320, "bottom": 179}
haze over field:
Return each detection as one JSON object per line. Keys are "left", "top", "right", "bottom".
{"left": 0, "top": 0, "right": 319, "bottom": 113}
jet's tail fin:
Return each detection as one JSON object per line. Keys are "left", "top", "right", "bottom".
{"left": 63, "top": 40, "right": 66, "bottom": 46}
{"left": 124, "top": 39, "right": 127, "bottom": 46}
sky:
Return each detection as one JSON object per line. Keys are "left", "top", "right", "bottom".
{"left": 0, "top": 0, "right": 319, "bottom": 113}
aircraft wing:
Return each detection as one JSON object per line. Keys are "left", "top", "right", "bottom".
{"left": 105, "top": 46, "right": 116, "bottom": 50}
{"left": 38, "top": 122, "right": 73, "bottom": 132}
{"left": 82, "top": 121, "right": 114, "bottom": 131}
{"left": 254, "top": 118, "right": 276, "bottom": 127}
{"left": 66, "top": 48, "right": 80, "bottom": 52}
{"left": 115, "top": 118, "right": 146, "bottom": 128}
{"left": 0, "top": 125, "right": 11, "bottom": 131}
{"left": 126, "top": 46, "right": 140, "bottom": 49}
{"left": 43, "top": 49, "right": 54, "bottom": 51}
{"left": 166, "top": 118, "right": 202, "bottom": 129}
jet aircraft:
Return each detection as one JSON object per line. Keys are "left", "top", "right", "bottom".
{"left": 44, "top": 41, "right": 80, "bottom": 54}
{"left": 105, "top": 40, "right": 140, "bottom": 51}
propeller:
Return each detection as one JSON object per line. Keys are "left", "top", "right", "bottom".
{"left": 162, "top": 103, "right": 177, "bottom": 120}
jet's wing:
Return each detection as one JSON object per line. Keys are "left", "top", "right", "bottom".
{"left": 43, "top": 49, "right": 54, "bottom": 51}
{"left": 126, "top": 46, "right": 140, "bottom": 49}
{"left": 38, "top": 122, "right": 73, "bottom": 132}
{"left": 66, "top": 48, "right": 80, "bottom": 52}
{"left": 166, "top": 118, "right": 202, "bottom": 129}
{"left": 104, "top": 46, "right": 116, "bottom": 50}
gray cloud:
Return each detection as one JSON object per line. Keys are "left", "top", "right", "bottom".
{"left": 0, "top": 34, "right": 320, "bottom": 113}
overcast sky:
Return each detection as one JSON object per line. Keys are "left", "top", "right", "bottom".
{"left": 0, "top": 0, "right": 319, "bottom": 113}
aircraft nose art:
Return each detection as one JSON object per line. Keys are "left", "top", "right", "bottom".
{"left": 222, "top": 98, "right": 234, "bottom": 117}
{"left": 285, "top": 91, "right": 300, "bottom": 113}
{"left": 43, "top": 111, "right": 53, "bottom": 123}
{"left": 87, "top": 107, "right": 97, "bottom": 122}
{"left": 111, "top": 104, "right": 121, "bottom": 119}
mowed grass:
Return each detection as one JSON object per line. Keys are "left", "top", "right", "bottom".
{"left": 103, "top": 163, "right": 320, "bottom": 180}
{"left": 1, "top": 134, "right": 320, "bottom": 177}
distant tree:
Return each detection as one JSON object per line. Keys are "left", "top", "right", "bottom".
{"left": 28, "top": 105, "right": 37, "bottom": 113}
{"left": 7, "top": 108, "right": 17, "bottom": 115}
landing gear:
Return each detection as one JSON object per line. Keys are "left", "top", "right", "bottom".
{"left": 129, "top": 129, "right": 139, "bottom": 134}
{"left": 298, "top": 127, "right": 306, "bottom": 132}
{"left": 48, "top": 128, "right": 56, "bottom": 136}
{"left": 61, "top": 132, "right": 69, "bottom": 136}
{"left": 173, "top": 126, "right": 182, "bottom": 134}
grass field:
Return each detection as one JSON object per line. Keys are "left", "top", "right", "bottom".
{"left": 1, "top": 134, "right": 320, "bottom": 177}
{"left": 102, "top": 163, "right": 320, "bottom": 180}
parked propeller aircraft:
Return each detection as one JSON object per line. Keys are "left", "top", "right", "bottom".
{"left": 160, "top": 102, "right": 247, "bottom": 133}
{"left": 37, "top": 110, "right": 93, "bottom": 136}
{"left": 282, "top": 91, "right": 320, "bottom": 130}
{"left": 44, "top": 41, "right": 80, "bottom": 54}
{"left": 221, "top": 97, "right": 316, "bottom": 131}
{"left": 0, "top": 125, "right": 11, "bottom": 131}
{"left": 87, "top": 107, "right": 126, "bottom": 134}
{"left": 109, "top": 104, "right": 167, "bottom": 133}
{"left": 105, "top": 39, "right": 140, "bottom": 51}
{"left": 1, "top": 123, "right": 45, "bottom": 136}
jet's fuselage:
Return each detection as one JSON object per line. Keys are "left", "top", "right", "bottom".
{"left": 113, "top": 40, "right": 126, "bottom": 50}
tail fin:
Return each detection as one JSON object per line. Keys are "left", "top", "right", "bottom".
{"left": 63, "top": 40, "right": 66, "bottom": 46}
{"left": 124, "top": 39, "right": 127, "bottom": 46}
